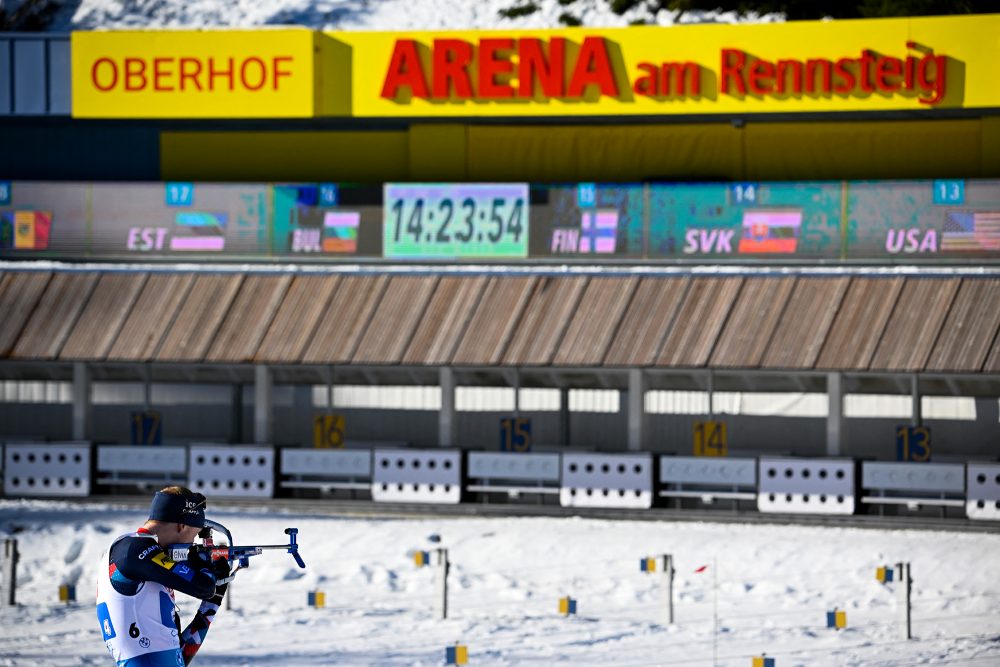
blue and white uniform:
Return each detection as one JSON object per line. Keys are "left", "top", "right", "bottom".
{"left": 96, "top": 529, "right": 218, "bottom": 667}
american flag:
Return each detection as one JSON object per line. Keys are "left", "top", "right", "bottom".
{"left": 942, "top": 211, "right": 1000, "bottom": 252}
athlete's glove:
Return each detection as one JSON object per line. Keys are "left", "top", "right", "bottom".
{"left": 209, "top": 555, "right": 232, "bottom": 602}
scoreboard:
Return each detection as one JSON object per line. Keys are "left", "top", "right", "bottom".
{"left": 1, "top": 179, "right": 998, "bottom": 263}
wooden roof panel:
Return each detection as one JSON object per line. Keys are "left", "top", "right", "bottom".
{"left": 926, "top": 279, "right": 1000, "bottom": 373}
{"left": 60, "top": 273, "right": 147, "bottom": 360}
{"left": 555, "top": 277, "right": 639, "bottom": 366}
{"left": 206, "top": 275, "right": 293, "bottom": 363}
{"left": 656, "top": 277, "right": 743, "bottom": 367}
{"left": 256, "top": 276, "right": 340, "bottom": 363}
{"left": 503, "top": 277, "right": 588, "bottom": 365}
{"left": 107, "top": 274, "right": 196, "bottom": 361}
{"left": 403, "top": 276, "right": 488, "bottom": 365}
{"left": 815, "top": 277, "right": 903, "bottom": 370}
{"left": 711, "top": 277, "right": 796, "bottom": 368}
{"left": 353, "top": 276, "right": 439, "bottom": 364}
{"left": 0, "top": 272, "right": 52, "bottom": 358}
{"left": 301, "top": 275, "right": 390, "bottom": 364}
{"left": 452, "top": 277, "right": 537, "bottom": 365}
{"left": 155, "top": 274, "right": 244, "bottom": 362}
{"left": 604, "top": 277, "right": 688, "bottom": 366}
{"left": 869, "top": 278, "right": 961, "bottom": 371}
{"left": 11, "top": 272, "right": 98, "bottom": 359}
{"left": 761, "top": 277, "right": 850, "bottom": 369}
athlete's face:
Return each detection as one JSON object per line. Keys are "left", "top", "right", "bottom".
{"left": 174, "top": 524, "right": 201, "bottom": 544}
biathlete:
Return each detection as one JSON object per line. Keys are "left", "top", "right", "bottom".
{"left": 96, "top": 486, "right": 232, "bottom": 666}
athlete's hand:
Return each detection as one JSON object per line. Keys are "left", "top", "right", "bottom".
{"left": 209, "top": 556, "right": 231, "bottom": 601}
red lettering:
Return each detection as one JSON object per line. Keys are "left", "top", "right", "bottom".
{"left": 518, "top": 37, "right": 564, "bottom": 97}
{"left": 124, "top": 57, "right": 147, "bottom": 91}
{"left": 918, "top": 54, "right": 946, "bottom": 105}
{"left": 380, "top": 40, "right": 429, "bottom": 99}
{"left": 432, "top": 39, "right": 473, "bottom": 98}
{"left": 875, "top": 56, "right": 902, "bottom": 92}
{"left": 179, "top": 58, "right": 203, "bottom": 91}
{"left": 748, "top": 59, "right": 774, "bottom": 95}
{"left": 633, "top": 62, "right": 658, "bottom": 96}
{"left": 153, "top": 58, "right": 173, "bottom": 92}
{"left": 662, "top": 62, "right": 699, "bottom": 96}
{"left": 91, "top": 58, "right": 118, "bottom": 92}
{"left": 805, "top": 59, "right": 832, "bottom": 94}
{"left": 720, "top": 49, "right": 746, "bottom": 95}
{"left": 478, "top": 38, "right": 514, "bottom": 99}
{"left": 272, "top": 56, "right": 293, "bottom": 90}
{"left": 775, "top": 59, "right": 802, "bottom": 94}
{"left": 832, "top": 57, "right": 856, "bottom": 93}
{"left": 567, "top": 37, "right": 618, "bottom": 97}
{"left": 859, "top": 49, "right": 876, "bottom": 92}
{"left": 241, "top": 57, "right": 266, "bottom": 91}
{"left": 208, "top": 57, "right": 234, "bottom": 91}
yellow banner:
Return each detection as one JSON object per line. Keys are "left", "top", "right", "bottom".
{"left": 327, "top": 14, "right": 1000, "bottom": 117}
{"left": 72, "top": 30, "right": 316, "bottom": 118}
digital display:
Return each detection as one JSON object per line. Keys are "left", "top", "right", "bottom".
{"left": 1, "top": 180, "right": 998, "bottom": 263}
{"left": 848, "top": 180, "right": 1000, "bottom": 259}
{"left": 383, "top": 183, "right": 528, "bottom": 259}
{"left": 646, "top": 182, "right": 842, "bottom": 259}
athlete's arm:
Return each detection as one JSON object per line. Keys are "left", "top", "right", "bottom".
{"left": 179, "top": 558, "right": 230, "bottom": 665}
{"left": 115, "top": 537, "right": 218, "bottom": 600}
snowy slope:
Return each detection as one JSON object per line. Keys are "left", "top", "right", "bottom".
{"left": 1, "top": 500, "right": 999, "bottom": 666}
{"left": 43, "top": 0, "right": 779, "bottom": 31}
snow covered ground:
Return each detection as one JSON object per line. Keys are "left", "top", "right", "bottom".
{"left": 1, "top": 500, "right": 999, "bottom": 666}
{"left": 36, "top": 0, "right": 778, "bottom": 32}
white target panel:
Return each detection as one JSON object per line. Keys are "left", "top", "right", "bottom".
{"left": 371, "top": 449, "right": 462, "bottom": 504}
{"left": 281, "top": 449, "right": 372, "bottom": 478}
{"left": 659, "top": 456, "right": 756, "bottom": 487}
{"left": 468, "top": 452, "right": 561, "bottom": 482}
{"left": 560, "top": 453, "right": 653, "bottom": 509}
{"left": 188, "top": 445, "right": 274, "bottom": 498}
{"left": 966, "top": 463, "right": 1000, "bottom": 521}
{"left": 3, "top": 443, "right": 91, "bottom": 498}
{"left": 98, "top": 446, "right": 187, "bottom": 475}
{"left": 758, "top": 457, "right": 856, "bottom": 515}
{"left": 862, "top": 462, "right": 965, "bottom": 494}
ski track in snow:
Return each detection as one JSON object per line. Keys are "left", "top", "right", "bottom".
{"left": 1, "top": 500, "right": 999, "bottom": 666}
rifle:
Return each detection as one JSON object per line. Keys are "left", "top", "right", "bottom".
{"left": 168, "top": 519, "right": 306, "bottom": 579}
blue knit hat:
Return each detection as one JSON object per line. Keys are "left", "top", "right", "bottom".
{"left": 148, "top": 490, "right": 206, "bottom": 527}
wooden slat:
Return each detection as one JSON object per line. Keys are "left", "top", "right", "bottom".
{"left": 656, "top": 277, "right": 743, "bottom": 367}
{"left": 0, "top": 272, "right": 52, "bottom": 357}
{"left": 107, "top": 274, "right": 196, "bottom": 361}
{"left": 155, "top": 274, "right": 244, "bottom": 362}
{"left": 869, "top": 278, "right": 961, "bottom": 371}
{"left": 11, "top": 272, "right": 99, "bottom": 359}
{"left": 927, "top": 279, "right": 1000, "bottom": 372}
{"left": 555, "top": 277, "right": 638, "bottom": 366}
{"left": 301, "top": 275, "right": 390, "bottom": 364}
{"left": 353, "top": 276, "right": 439, "bottom": 364}
{"left": 761, "top": 277, "right": 850, "bottom": 369}
{"left": 452, "top": 277, "right": 537, "bottom": 365}
{"left": 711, "top": 277, "right": 796, "bottom": 368}
{"left": 503, "top": 277, "right": 588, "bottom": 365}
{"left": 815, "top": 277, "right": 904, "bottom": 370}
{"left": 256, "top": 276, "right": 340, "bottom": 363}
{"left": 60, "top": 273, "right": 148, "bottom": 360}
{"left": 604, "top": 277, "right": 688, "bottom": 366}
{"left": 206, "top": 275, "right": 293, "bottom": 363}
{"left": 402, "top": 276, "right": 488, "bottom": 365}
{"left": 985, "top": 330, "right": 1000, "bottom": 373}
